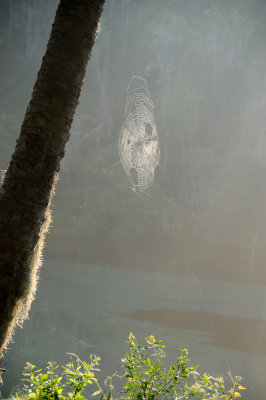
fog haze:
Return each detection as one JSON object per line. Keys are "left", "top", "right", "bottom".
{"left": 1, "top": 1, "right": 266, "bottom": 399}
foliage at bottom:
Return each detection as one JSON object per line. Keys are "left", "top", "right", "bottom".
{"left": 14, "top": 333, "right": 246, "bottom": 400}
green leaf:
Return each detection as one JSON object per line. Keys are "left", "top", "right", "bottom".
{"left": 41, "top": 374, "right": 48, "bottom": 382}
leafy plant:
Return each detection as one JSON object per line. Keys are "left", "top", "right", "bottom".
{"left": 121, "top": 333, "right": 245, "bottom": 400}
{"left": 15, "top": 354, "right": 103, "bottom": 400}
{"left": 14, "top": 333, "right": 246, "bottom": 400}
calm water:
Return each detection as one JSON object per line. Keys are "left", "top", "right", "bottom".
{"left": 3, "top": 259, "right": 266, "bottom": 399}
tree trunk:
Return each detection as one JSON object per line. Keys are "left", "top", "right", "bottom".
{"left": 0, "top": 0, "right": 105, "bottom": 360}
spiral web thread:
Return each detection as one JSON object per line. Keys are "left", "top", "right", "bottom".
{"left": 119, "top": 76, "right": 160, "bottom": 192}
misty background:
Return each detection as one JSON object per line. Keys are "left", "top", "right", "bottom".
{"left": 1, "top": 0, "right": 266, "bottom": 399}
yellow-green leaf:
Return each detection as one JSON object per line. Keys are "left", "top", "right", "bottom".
{"left": 92, "top": 390, "right": 101, "bottom": 396}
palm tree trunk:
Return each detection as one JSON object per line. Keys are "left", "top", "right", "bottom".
{"left": 0, "top": 0, "right": 105, "bottom": 359}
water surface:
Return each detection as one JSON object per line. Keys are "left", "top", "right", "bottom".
{"left": 3, "top": 259, "right": 266, "bottom": 399}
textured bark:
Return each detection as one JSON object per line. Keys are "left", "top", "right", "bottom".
{"left": 0, "top": 0, "right": 105, "bottom": 360}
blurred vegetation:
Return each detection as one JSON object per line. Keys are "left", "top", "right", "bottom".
{"left": 1, "top": 0, "right": 266, "bottom": 282}
{"left": 15, "top": 333, "right": 246, "bottom": 400}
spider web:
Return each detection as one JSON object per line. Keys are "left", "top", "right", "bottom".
{"left": 119, "top": 76, "right": 160, "bottom": 192}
